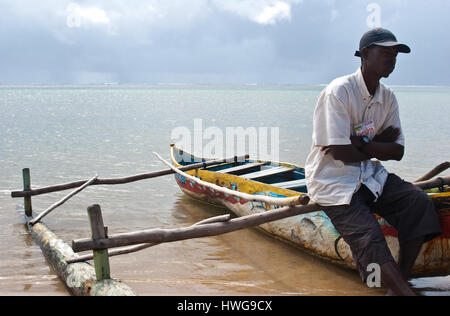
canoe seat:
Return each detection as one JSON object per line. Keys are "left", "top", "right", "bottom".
{"left": 272, "top": 179, "right": 307, "bottom": 190}
{"left": 243, "top": 166, "right": 293, "bottom": 180}
{"left": 218, "top": 162, "right": 267, "bottom": 174}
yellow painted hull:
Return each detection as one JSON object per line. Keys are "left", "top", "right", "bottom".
{"left": 170, "top": 144, "right": 450, "bottom": 277}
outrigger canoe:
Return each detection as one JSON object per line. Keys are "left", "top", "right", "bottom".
{"left": 170, "top": 144, "right": 450, "bottom": 277}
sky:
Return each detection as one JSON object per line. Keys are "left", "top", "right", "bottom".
{"left": 0, "top": 0, "right": 449, "bottom": 85}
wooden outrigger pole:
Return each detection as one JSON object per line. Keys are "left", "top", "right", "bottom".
{"left": 11, "top": 154, "right": 250, "bottom": 296}
{"left": 11, "top": 156, "right": 450, "bottom": 296}
{"left": 11, "top": 154, "right": 249, "bottom": 198}
{"left": 72, "top": 202, "right": 321, "bottom": 253}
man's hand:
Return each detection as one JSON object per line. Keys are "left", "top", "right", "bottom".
{"left": 373, "top": 126, "right": 400, "bottom": 143}
{"left": 320, "top": 146, "right": 330, "bottom": 155}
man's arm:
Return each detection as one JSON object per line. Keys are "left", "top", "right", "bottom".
{"left": 322, "top": 145, "right": 371, "bottom": 163}
{"left": 323, "top": 126, "right": 404, "bottom": 163}
{"left": 363, "top": 141, "right": 404, "bottom": 161}
{"left": 364, "top": 126, "right": 404, "bottom": 161}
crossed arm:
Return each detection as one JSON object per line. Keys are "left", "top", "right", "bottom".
{"left": 322, "top": 126, "right": 404, "bottom": 163}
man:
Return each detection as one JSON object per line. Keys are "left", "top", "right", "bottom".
{"left": 305, "top": 28, "right": 441, "bottom": 296}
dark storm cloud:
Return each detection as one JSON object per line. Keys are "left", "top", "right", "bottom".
{"left": 0, "top": 0, "right": 449, "bottom": 85}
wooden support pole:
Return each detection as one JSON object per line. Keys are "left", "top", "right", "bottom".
{"left": 72, "top": 203, "right": 321, "bottom": 253}
{"left": 29, "top": 175, "right": 98, "bottom": 226}
{"left": 414, "top": 175, "right": 450, "bottom": 191}
{"left": 23, "top": 168, "right": 32, "bottom": 217}
{"left": 414, "top": 161, "right": 450, "bottom": 183}
{"left": 67, "top": 214, "right": 232, "bottom": 264}
{"left": 11, "top": 154, "right": 249, "bottom": 198}
{"left": 87, "top": 205, "right": 111, "bottom": 281}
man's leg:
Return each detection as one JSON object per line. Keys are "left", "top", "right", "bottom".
{"left": 374, "top": 174, "right": 442, "bottom": 282}
{"left": 323, "top": 185, "right": 417, "bottom": 295}
{"left": 383, "top": 236, "right": 424, "bottom": 296}
{"left": 381, "top": 261, "right": 417, "bottom": 296}
{"left": 398, "top": 237, "right": 425, "bottom": 280}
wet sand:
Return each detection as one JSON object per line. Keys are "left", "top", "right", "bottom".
{"left": 1, "top": 193, "right": 386, "bottom": 296}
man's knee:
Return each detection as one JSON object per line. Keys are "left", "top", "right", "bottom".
{"left": 412, "top": 189, "right": 435, "bottom": 213}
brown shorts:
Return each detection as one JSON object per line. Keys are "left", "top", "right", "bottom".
{"left": 322, "top": 173, "right": 441, "bottom": 281}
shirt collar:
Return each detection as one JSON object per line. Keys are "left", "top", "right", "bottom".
{"left": 355, "top": 68, "right": 383, "bottom": 104}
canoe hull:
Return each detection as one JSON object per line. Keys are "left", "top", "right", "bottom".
{"left": 171, "top": 146, "right": 450, "bottom": 277}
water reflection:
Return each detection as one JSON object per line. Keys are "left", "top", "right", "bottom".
{"left": 108, "top": 194, "right": 385, "bottom": 296}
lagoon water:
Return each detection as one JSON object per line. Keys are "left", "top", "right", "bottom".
{"left": 0, "top": 84, "right": 449, "bottom": 296}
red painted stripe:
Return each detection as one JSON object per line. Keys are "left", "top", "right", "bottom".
{"left": 378, "top": 214, "right": 450, "bottom": 240}
{"left": 381, "top": 225, "right": 398, "bottom": 238}
{"left": 176, "top": 177, "right": 247, "bottom": 205}
{"left": 439, "top": 213, "right": 450, "bottom": 239}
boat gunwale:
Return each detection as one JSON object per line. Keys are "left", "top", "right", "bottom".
{"left": 169, "top": 144, "right": 308, "bottom": 196}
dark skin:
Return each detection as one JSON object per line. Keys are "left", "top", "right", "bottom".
{"left": 323, "top": 45, "right": 420, "bottom": 296}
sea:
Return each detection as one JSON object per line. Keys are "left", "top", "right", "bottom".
{"left": 0, "top": 84, "right": 449, "bottom": 296}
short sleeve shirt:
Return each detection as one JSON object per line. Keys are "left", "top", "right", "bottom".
{"left": 305, "top": 68, "right": 405, "bottom": 206}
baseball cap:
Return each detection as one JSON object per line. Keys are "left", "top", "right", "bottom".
{"left": 355, "top": 28, "right": 411, "bottom": 57}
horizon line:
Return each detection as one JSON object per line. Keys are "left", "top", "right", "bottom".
{"left": 1, "top": 83, "right": 450, "bottom": 89}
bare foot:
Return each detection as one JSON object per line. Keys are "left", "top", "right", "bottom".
{"left": 385, "top": 289, "right": 395, "bottom": 296}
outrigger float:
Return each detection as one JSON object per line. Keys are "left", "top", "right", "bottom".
{"left": 169, "top": 144, "right": 450, "bottom": 277}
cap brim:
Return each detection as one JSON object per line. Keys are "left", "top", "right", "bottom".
{"left": 354, "top": 42, "right": 411, "bottom": 57}
{"left": 373, "top": 41, "right": 411, "bottom": 53}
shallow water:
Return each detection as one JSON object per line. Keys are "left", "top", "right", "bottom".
{"left": 0, "top": 85, "right": 448, "bottom": 296}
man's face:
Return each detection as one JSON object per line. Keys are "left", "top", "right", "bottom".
{"left": 363, "top": 46, "right": 398, "bottom": 78}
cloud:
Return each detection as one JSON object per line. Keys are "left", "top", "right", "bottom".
{"left": 107, "top": 0, "right": 211, "bottom": 28}
{"left": 66, "top": 2, "right": 110, "bottom": 28}
{"left": 212, "top": 0, "right": 302, "bottom": 25}
{"left": 0, "top": 0, "right": 449, "bottom": 85}
{"left": 1, "top": 0, "right": 303, "bottom": 38}
{"left": 60, "top": 0, "right": 302, "bottom": 32}
{"left": 255, "top": 1, "right": 291, "bottom": 25}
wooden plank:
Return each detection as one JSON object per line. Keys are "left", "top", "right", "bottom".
{"left": 243, "top": 166, "right": 293, "bottom": 180}
{"left": 272, "top": 179, "right": 307, "bottom": 190}
{"left": 217, "top": 162, "right": 267, "bottom": 174}
{"left": 72, "top": 202, "right": 319, "bottom": 253}
{"left": 11, "top": 154, "right": 249, "bottom": 198}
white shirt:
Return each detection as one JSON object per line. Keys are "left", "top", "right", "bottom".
{"left": 305, "top": 68, "right": 405, "bottom": 206}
